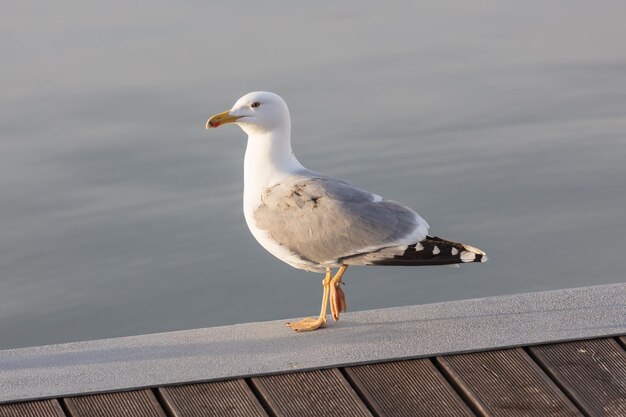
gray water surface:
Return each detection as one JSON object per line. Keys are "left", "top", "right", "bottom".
{"left": 1, "top": 1, "right": 626, "bottom": 349}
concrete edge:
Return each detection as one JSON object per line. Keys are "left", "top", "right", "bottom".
{"left": 1, "top": 283, "right": 625, "bottom": 403}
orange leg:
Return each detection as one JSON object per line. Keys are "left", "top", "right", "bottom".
{"left": 286, "top": 268, "right": 332, "bottom": 332}
{"left": 330, "top": 265, "right": 348, "bottom": 321}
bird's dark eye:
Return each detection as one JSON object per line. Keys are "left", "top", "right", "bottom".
{"left": 251, "top": 102, "right": 261, "bottom": 108}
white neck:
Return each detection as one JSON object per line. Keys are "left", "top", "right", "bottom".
{"left": 243, "top": 126, "right": 304, "bottom": 202}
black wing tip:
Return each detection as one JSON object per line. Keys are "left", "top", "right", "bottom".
{"left": 371, "top": 236, "right": 488, "bottom": 266}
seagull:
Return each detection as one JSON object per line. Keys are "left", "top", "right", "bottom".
{"left": 206, "top": 91, "right": 487, "bottom": 332}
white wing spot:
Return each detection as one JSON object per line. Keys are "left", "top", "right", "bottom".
{"left": 460, "top": 251, "right": 476, "bottom": 262}
{"left": 481, "top": 255, "right": 489, "bottom": 263}
{"left": 451, "top": 247, "right": 458, "bottom": 256}
{"left": 432, "top": 245, "right": 440, "bottom": 255}
{"left": 415, "top": 243, "right": 424, "bottom": 251}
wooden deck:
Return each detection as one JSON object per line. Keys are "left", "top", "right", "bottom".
{"left": 2, "top": 336, "right": 625, "bottom": 417}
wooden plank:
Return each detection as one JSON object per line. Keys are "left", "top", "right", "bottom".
{"left": 437, "top": 348, "right": 583, "bottom": 417}
{"left": 345, "top": 358, "right": 475, "bottom": 417}
{"left": 64, "top": 390, "right": 166, "bottom": 417}
{"left": 251, "top": 368, "right": 372, "bottom": 417}
{"left": 529, "top": 338, "right": 626, "bottom": 417}
{"left": 0, "top": 400, "right": 65, "bottom": 417}
{"left": 159, "top": 379, "right": 268, "bottom": 417}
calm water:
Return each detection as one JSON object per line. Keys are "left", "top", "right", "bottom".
{"left": 2, "top": 2, "right": 626, "bottom": 349}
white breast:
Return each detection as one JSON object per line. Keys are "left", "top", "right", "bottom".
{"left": 242, "top": 129, "right": 325, "bottom": 273}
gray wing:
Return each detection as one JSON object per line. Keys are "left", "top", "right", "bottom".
{"left": 253, "top": 175, "right": 429, "bottom": 265}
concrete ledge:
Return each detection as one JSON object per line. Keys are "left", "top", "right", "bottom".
{"left": 1, "top": 283, "right": 625, "bottom": 403}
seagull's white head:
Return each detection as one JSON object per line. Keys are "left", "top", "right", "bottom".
{"left": 206, "top": 91, "right": 290, "bottom": 136}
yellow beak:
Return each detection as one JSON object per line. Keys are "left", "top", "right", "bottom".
{"left": 205, "top": 110, "right": 242, "bottom": 129}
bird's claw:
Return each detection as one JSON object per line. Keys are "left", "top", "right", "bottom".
{"left": 286, "top": 316, "right": 326, "bottom": 332}
{"left": 330, "top": 283, "right": 347, "bottom": 321}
